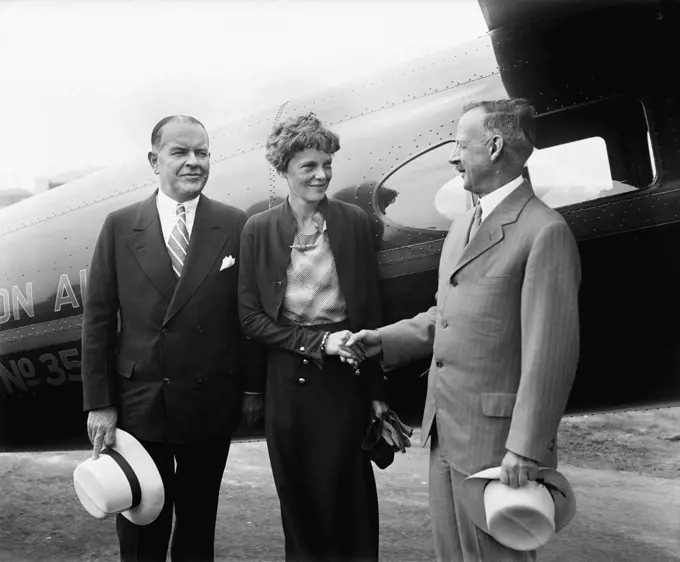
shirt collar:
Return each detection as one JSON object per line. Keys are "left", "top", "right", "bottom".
{"left": 156, "top": 188, "right": 201, "bottom": 216}
{"left": 479, "top": 175, "right": 523, "bottom": 220}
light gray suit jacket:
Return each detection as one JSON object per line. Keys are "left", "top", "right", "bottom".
{"left": 379, "top": 181, "right": 581, "bottom": 475}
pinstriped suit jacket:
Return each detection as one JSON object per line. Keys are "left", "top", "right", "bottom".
{"left": 379, "top": 181, "right": 581, "bottom": 475}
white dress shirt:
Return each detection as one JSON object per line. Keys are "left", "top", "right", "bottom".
{"left": 478, "top": 175, "right": 524, "bottom": 224}
{"left": 156, "top": 189, "right": 200, "bottom": 243}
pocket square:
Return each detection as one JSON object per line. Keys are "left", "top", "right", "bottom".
{"left": 220, "top": 256, "right": 236, "bottom": 271}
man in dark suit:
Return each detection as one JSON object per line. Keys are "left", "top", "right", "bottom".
{"left": 347, "top": 99, "right": 580, "bottom": 561}
{"left": 82, "top": 115, "right": 264, "bottom": 562}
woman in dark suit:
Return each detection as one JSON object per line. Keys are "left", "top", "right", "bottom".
{"left": 238, "top": 113, "right": 388, "bottom": 562}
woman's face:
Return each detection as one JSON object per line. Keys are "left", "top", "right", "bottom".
{"left": 284, "top": 148, "right": 333, "bottom": 205}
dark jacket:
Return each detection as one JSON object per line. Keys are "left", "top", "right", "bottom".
{"left": 82, "top": 192, "right": 265, "bottom": 443}
{"left": 238, "top": 197, "right": 386, "bottom": 399}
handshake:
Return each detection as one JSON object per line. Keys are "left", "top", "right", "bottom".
{"left": 324, "top": 329, "right": 383, "bottom": 369}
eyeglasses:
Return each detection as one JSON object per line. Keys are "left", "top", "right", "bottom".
{"left": 451, "top": 137, "right": 495, "bottom": 152}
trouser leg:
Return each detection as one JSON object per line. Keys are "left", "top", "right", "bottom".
{"left": 429, "top": 428, "right": 467, "bottom": 562}
{"left": 170, "top": 439, "right": 232, "bottom": 562}
{"left": 117, "top": 441, "right": 175, "bottom": 562}
{"left": 429, "top": 423, "right": 537, "bottom": 562}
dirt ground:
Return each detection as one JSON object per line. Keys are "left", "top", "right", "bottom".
{"left": 558, "top": 407, "right": 680, "bottom": 479}
{"left": 0, "top": 408, "right": 679, "bottom": 561}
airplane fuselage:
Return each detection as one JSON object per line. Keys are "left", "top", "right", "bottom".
{"left": 2, "top": 0, "right": 680, "bottom": 451}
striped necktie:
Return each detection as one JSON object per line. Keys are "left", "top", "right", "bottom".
{"left": 167, "top": 203, "right": 190, "bottom": 277}
{"left": 467, "top": 204, "right": 483, "bottom": 245}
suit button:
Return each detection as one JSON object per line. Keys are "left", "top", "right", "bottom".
{"left": 441, "top": 320, "right": 448, "bottom": 328}
{"left": 298, "top": 378, "right": 306, "bottom": 385}
{"left": 435, "top": 361, "right": 444, "bottom": 369}
{"left": 450, "top": 278, "right": 458, "bottom": 287}
{"left": 161, "top": 329, "right": 168, "bottom": 337}
{"left": 302, "top": 359, "right": 310, "bottom": 365}
{"left": 162, "top": 377, "right": 171, "bottom": 385}
{"left": 196, "top": 325, "right": 204, "bottom": 333}
{"left": 196, "top": 377, "right": 203, "bottom": 383}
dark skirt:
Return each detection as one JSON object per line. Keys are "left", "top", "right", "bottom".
{"left": 265, "top": 321, "right": 379, "bottom": 562}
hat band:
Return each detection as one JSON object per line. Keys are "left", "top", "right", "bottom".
{"left": 100, "top": 448, "right": 142, "bottom": 509}
{"left": 535, "top": 478, "right": 567, "bottom": 499}
{"left": 483, "top": 478, "right": 566, "bottom": 503}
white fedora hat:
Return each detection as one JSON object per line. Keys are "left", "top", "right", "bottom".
{"left": 73, "top": 428, "right": 164, "bottom": 526}
{"left": 461, "top": 466, "right": 576, "bottom": 551}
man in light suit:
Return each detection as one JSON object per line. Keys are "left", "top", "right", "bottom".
{"left": 82, "top": 115, "right": 264, "bottom": 562}
{"left": 347, "top": 99, "right": 581, "bottom": 561}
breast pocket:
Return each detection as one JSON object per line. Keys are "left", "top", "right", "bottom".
{"left": 210, "top": 260, "right": 238, "bottom": 297}
{"left": 215, "top": 262, "right": 237, "bottom": 281}
{"left": 218, "top": 263, "right": 237, "bottom": 275}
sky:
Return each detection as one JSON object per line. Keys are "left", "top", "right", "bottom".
{"left": 1, "top": 1, "right": 489, "bottom": 193}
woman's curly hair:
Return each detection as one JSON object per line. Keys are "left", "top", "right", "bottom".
{"left": 266, "top": 113, "right": 340, "bottom": 174}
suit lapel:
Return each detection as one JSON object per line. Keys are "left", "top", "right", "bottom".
{"left": 440, "top": 210, "right": 474, "bottom": 282}
{"left": 451, "top": 181, "right": 535, "bottom": 278}
{"left": 127, "top": 193, "right": 177, "bottom": 303}
{"left": 163, "top": 195, "right": 228, "bottom": 326}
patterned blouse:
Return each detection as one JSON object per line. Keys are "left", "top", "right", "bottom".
{"left": 281, "top": 210, "right": 348, "bottom": 326}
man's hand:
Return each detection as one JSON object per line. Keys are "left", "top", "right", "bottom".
{"left": 87, "top": 407, "right": 118, "bottom": 460}
{"left": 345, "top": 329, "right": 383, "bottom": 361}
{"left": 325, "top": 330, "right": 363, "bottom": 364}
{"left": 372, "top": 400, "right": 389, "bottom": 419}
{"left": 242, "top": 394, "right": 264, "bottom": 427}
{"left": 500, "top": 450, "right": 539, "bottom": 489}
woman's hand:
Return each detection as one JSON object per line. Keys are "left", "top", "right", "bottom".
{"left": 372, "top": 400, "right": 389, "bottom": 419}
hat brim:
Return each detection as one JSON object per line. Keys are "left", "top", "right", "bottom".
{"left": 109, "top": 429, "right": 165, "bottom": 526}
{"left": 461, "top": 466, "right": 576, "bottom": 535}
{"left": 73, "top": 476, "right": 108, "bottom": 519}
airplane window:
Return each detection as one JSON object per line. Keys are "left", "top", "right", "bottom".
{"left": 527, "top": 137, "right": 635, "bottom": 208}
{"left": 530, "top": 97, "right": 654, "bottom": 209}
{"left": 376, "top": 143, "right": 472, "bottom": 231}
